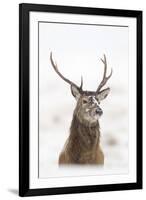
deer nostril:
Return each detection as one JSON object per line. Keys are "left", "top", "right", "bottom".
{"left": 96, "top": 107, "right": 103, "bottom": 116}
{"left": 99, "top": 110, "right": 103, "bottom": 116}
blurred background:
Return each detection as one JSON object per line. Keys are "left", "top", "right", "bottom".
{"left": 39, "top": 21, "right": 129, "bottom": 178}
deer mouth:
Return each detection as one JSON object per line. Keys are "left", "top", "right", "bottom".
{"left": 89, "top": 107, "right": 103, "bottom": 118}
{"left": 85, "top": 106, "right": 103, "bottom": 120}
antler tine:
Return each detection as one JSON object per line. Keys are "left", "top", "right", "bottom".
{"left": 80, "top": 76, "right": 83, "bottom": 90}
{"left": 96, "top": 54, "right": 112, "bottom": 93}
{"left": 50, "top": 52, "right": 83, "bottom": 91}
{"left": 101, "top": 54, "right": 107, "bottom": 78}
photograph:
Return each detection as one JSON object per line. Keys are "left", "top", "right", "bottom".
{"left": 39, "top": 21, "right": 129, "bottom": 178}
{"left": 19, "top": 3, "right": 142, "bottom": 196}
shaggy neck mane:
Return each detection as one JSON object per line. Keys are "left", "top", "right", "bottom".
{"left": 67, "top": 114, "right": 101, "bottom": 163}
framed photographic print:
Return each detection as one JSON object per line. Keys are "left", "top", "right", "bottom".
{"left": 19, "top": 3, "right": 142, "bottom": 197}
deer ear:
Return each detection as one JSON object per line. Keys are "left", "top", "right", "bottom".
{"left": 96, "top": 88, "right": 110, "bottom": 103}
{"left": 71, "top": 85, "right": 81, "bottom": 100}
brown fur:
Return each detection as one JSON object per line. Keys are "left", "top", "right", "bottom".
{"left": 59, "top": 113, "right": 104, "bottom": 165}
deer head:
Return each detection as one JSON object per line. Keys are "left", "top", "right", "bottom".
{"left": 50, "top": 52, "right": 112, "bottom": 126}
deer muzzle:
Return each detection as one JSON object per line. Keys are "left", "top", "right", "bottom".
{"left": 95, "top": 106, "right": 103, "bottom": 116}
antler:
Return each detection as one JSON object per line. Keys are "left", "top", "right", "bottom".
{"left": 50, "top": 52, "right": 83, "bottom": 91}
{"left": 96, "top": 54, "right": 112, "bottom": 94}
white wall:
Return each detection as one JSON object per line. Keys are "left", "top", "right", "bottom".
{"left": 0, "top": 0, "right": 145, "bottom": 200}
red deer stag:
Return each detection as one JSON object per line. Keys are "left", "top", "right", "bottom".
{"left": 50, "top": 52, "right": 112, "bottom": 165}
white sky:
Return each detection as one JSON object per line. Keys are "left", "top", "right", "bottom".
{"left": 39, "top": 22, "right": 129, "bottom": 92}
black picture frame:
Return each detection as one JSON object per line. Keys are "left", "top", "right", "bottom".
{"left": 19, "top": 3, "right": 143, "bottom": 197}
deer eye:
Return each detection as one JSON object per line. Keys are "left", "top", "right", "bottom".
{"left": 83, "top": 99, "right": 88, "bottom": 104}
